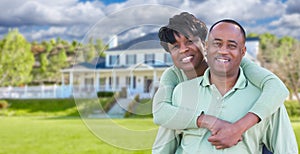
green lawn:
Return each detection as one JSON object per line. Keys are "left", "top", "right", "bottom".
{"left": 0, "top": 117, "right": 156, "bottom": 154}
{"left": 1, "top": 117, "right": 299, "bottom": 154}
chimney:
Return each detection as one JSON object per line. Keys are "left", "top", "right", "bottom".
{"left": 108, "top": 35, "right": 118, "bottom": 48}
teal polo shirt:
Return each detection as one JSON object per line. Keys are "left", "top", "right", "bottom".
{"left": 171, "top": 68, "right": 297, "bottom": 154}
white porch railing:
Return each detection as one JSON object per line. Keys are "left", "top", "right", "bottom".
{"left": 0, "top": 85, "right": 156, "bottom": 99}
{"left": 0, "top": 85, "right": 108, "bottom": 99}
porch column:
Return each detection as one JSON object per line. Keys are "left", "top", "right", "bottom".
{"left": 153, "top": 70, "right": 157, "bottom": 83}
{"left": 112, "top": 71, "right": 116, "bottom": 91}
{"left": 130, "top": 71, "right": 134, "bottom": 90}
{"left": 69, "top": 71, "right": 73, "bottom": 86}
{"left": 152, "top": 70, "right": 158, "bottom": 95}
{"left": 69, "top": 71, "right": 73, "bottom": 97}
{"left": 61, "top": 73, "right": 65, "bottom": 85}
{"left": 95, "top": 72, "right": 99, "bottom": 91}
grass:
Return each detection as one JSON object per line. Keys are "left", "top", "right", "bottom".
{"left": 1, "top": 116, "right": 299, "bottom": 154}
{"left": 1, "top": 98, "right": 112, "bottom": 117}
{"left": 0, "top": 117, "right": 157, "bottom": 154}
{"left": 1, "top": 99, "right": 299, "bottom": 153}
{"left": 292, "top": 119, "right": 300, "bottom": 152}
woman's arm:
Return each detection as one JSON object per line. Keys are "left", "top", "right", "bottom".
{"left": 241, "top": 57, "right": 289, "bottom": 120}
{"left": 152, "top": 67, "right": 199, "bottom": 129}
{"left": 207, "top": 58, "right": 289, "bottom": 149}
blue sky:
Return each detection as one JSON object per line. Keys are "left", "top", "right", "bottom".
{"left": 0, "top": 0, "right": 299, "bottom": 44}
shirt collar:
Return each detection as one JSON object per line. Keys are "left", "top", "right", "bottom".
{"left": 200, "top": 67, "right": 247, "bottom": 90}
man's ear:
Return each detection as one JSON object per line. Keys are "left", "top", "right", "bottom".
{"left": 241, "top": 46, "right": 246, "bottom": 57}
{"left": 205, "top": 41, "right": 208, "bottom": 51}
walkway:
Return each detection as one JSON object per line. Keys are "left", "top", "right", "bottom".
{"left": 88, "top": 98, "right": 132, "bottom": 118}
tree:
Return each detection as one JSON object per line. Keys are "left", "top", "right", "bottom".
{"left": 258, "top": 34, "right": 300, "bottom": 103}
{"left": 0, "top": 29, "right": 34, "bottom": 86}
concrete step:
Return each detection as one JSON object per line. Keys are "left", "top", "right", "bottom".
{"left": 88, "top": 98, "right": 132, "bottom": 118}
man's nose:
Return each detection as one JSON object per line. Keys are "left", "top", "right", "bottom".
{"left": 217, "top": 45, "right": 229, "bottom": 54}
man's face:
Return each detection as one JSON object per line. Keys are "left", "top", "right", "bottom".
{"left": 206, "top": 22, "right": 246, "bottom": 77}
{"left": 168, "top": 33, "right": 205, "bottom": 72}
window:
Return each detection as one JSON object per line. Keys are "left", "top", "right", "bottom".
{"left": 109, "top": 55, "right": 120, "bottom": 66}
{"left": 126, "top": 54, "right": 136, "bottom": 65}
{"left": 145, "top": 53, "right": 155, "bottom": 64}
{"left": 164, "top": 53, "right": 173, "bottom": 65}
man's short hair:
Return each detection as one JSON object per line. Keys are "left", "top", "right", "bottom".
{"left": 209, "top": 19, "right": 246, "bottom": 41}
{"left": 158, "top": 12, "right": 207, "bottom": 52}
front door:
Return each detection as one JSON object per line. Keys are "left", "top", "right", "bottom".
{"left": 144, "top": 77, "right": 152, "bottom": 93}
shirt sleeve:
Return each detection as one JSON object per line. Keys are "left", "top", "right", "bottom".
{"left": 262, "top": 105, "right": 298, "bottom": 154}
{"left": 152, "top": 67, "right": 199, "bottom": 129}
{"left": 152, "top": 127, "right": 181, "bottom": 154}
{"left": 240, "top": 58, "right": 289, "bottom": 120}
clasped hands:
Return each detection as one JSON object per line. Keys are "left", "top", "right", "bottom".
{"left": 197, "top": 114, "right": 243, "bottom": 149}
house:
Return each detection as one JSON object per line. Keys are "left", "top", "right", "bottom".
{"left": 60, "top": 33, "right": 260, "bottom": 98}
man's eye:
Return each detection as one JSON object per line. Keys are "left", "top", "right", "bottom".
{"left": 228, "top": 44, "right": 237, "bottom": 49}
{"left": 213, "top": 42, "right": 221, "bottom": 47}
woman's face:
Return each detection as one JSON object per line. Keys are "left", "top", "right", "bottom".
{"left": 168, "top": 33, "right": 205, "bottom": 73}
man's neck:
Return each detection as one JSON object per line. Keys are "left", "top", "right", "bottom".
{"left": 210, "top": 71, "right": 239, "bottom": 96}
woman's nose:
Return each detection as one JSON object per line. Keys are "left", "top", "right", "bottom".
{"left": 179, "top": 45, "right": 189, "bottom": 53}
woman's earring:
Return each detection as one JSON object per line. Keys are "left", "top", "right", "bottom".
{"left": 204, "top": 51, "right": 207, "bottom": 62}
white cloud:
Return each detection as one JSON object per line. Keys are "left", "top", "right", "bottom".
{"left": 271, "top": 13, "right": 300, "bottom": 28}
{"left": 29, "top": 27, "right": 67, "bottom": 40}
{"left": 0, "top": 0, "right": 300, "bottom": 41}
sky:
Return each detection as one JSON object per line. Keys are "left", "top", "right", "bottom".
{"left": 0, "top": 0, "right": 299, "bottom": 45}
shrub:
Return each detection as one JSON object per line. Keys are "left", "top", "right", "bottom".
{"left": 97, "top": 91, "right": 114, "bottom": 97}
{"left": 285, "top": 100, "right": 300, "bottom": 117}
{"left": 0, "top": 100, "right": 9, "bottom": 109}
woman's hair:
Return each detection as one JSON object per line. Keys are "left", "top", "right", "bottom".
{"left": 158, "top": 12, "right": 207, "bottom": 52}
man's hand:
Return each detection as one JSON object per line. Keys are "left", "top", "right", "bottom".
{"left": 207, "top": 121, "right": 243, "bottom": 149}
{"left": 197, "top": 114, "right": 243, "bottom": 149}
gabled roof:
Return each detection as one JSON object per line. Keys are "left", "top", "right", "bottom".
{"left": 107, "top": 33, "right": 161, "bottom": 51}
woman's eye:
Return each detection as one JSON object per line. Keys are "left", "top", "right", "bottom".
{"left": 172, "top": 45, "right": 179, "bottom": 49}
{"left": 186, "top": 40, "right": 193, "bottom": 45}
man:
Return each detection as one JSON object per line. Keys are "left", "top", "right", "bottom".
{"left": 171, "top": 19, "right": 298, "bottom": 153}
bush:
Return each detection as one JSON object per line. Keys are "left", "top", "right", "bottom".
{"left": 97, "top": 91, "right": 114, "bottom": 97}
{"left": 0, "top": 100, "right": 9, "bottom": 109}
{"left": 285, "top": 100, "right": 300, "bottom": 117}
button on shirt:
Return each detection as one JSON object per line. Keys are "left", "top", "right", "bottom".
{"left": 172, "top": 68, "right": 298, "bottom": 154}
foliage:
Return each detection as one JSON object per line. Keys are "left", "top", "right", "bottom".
{"left": 97, "top": 91, "right": 114, "bottom": 97}
{"left": 0, "top": 29, "right": 34, "bottom": 86}
{"left": 1, "top": 97, "right": 116, "bottom": 117}
{"left": 258, "top": 33, "right": 300, "bottom": 104}
{"left": 285, "top": 100, "right": 300, "bottom": 117}
{"left": 0, "top": 100, "right": 8, "bottom": 109}
{"left": 0, "top": 28, "right": 108, "bottom": 85}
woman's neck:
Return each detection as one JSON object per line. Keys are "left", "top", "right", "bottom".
{"left": 185, "top": 61, "right": 208, "bottom": 80}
